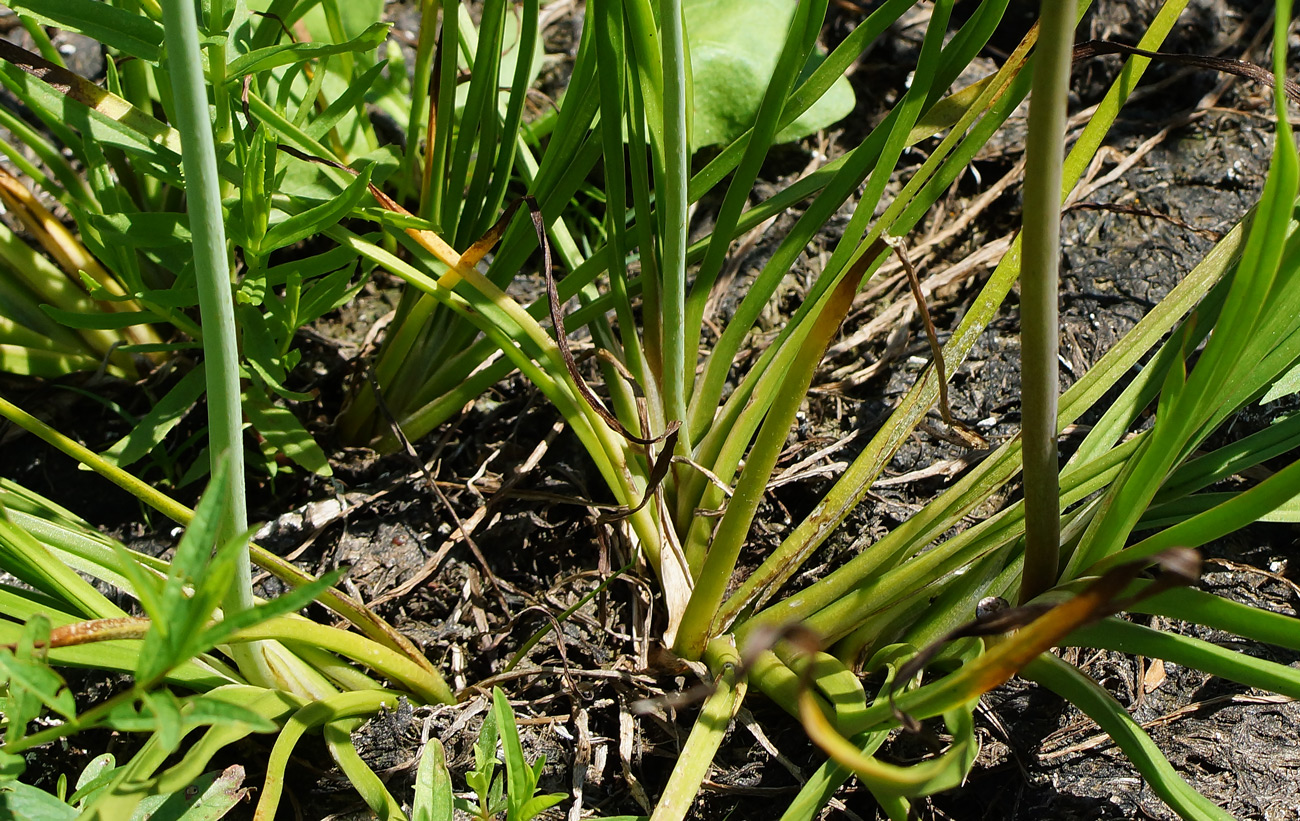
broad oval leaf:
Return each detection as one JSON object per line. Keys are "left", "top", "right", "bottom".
{"left": 684, "top": 0, "right": 854, "bottom": 151}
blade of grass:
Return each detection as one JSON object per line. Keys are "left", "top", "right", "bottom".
{"left": 1065, "top": 0, "right": 1299, "bottom": 576}
{"left": 1024, "top": 653, "right": 1233, "bottom": 820}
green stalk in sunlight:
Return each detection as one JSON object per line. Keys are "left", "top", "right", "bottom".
{"left": 158, "top": 0, "right": 248, "bottom": 593}
{"left": 659, "top": 0, "right": 692, "bottom": 451}
{"left": 1017, "top": 0, "right": 1075, "bottom": 603}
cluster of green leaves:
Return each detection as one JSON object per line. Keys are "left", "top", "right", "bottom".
{"left": 0, "top": 459, "right": 458, "bottom": 817}
{"left": 1, "top": 0, "right": 1299, "bottom": 819}
{"left": 411, "top": 689, "right": 569, "bottom": 821}
{"left": 316, "top": 0, "right": 1300, "bottom": 818}
{"left": 0, "top": 0, "right": 422, "bottom": 485}
{"left": 1, "top": 752, "right": 248, "bottom": 821}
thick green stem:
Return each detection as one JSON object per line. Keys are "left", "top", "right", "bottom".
{"left": 1017, "top": 0, "right": 1075, "bottom": 603}
{"left": 648, "top": 640, "right": 744, "bottom": 821}
{"left": 159, "top": 0, "right": 248, "bottom": 602}
{"left": 659, "top": 0, "right": 690, "bottom": 450}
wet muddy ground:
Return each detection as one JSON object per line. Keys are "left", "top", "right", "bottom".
{"left": 2, "top": 0, "right": 1299, "bottom": 819}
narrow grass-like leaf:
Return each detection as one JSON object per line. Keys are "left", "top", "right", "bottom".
{"left": 100, "top": 365, "right": 208, "bottom": 469}
{"left": 1066, "top": 618, "right": 1300, "bottom": 698}
{"left": 260, "top": 166, "right": 374, "bottom": 255}
{"left": 675, "top": 238, "right": 882, "bottom": 656}
{"left": 304, "top": 62, "right": 391, "bottom": 146}
{"left": 5, "top": 0, "right": 164, "bottom": 62}
{"left": 1067, "top": 3, "right": 1300, "bottom": 575}
{"left": 323, "top": 717, "right": 406, "bottom": 820}
{"left": 38, "top": 307, "right": 162, "bottom": 330}
{"left": 0, "top": 511, "right": 127, "bottom": 621}
{"left": 1137, "top": 587, "right": 1300, "bottom": 652}
{"left": 226, "top": 23, "right": 389, "bottom": 79}
{"left": 253, "top": 690, "right": 401, "bottom": 820}
{"left": 0, "top": 394, "right": 445, "bottom": 679}
{"left": 647, "top": 662, "right": 744, "bottom": 821}
{"left": 1024, "top": 653, "right": 1232, "bottom": 820}
{"left": 800, "top": 695, "right": 975, "bottom": 810}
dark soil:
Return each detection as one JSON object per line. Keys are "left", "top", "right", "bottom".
{"left": 2, "top": 1, "right": 1299, "bottom": 820}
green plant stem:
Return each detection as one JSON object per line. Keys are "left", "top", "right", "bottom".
{"left": 1018, "top": 0, "right": 1075, "bottom": 602}
{"left": 648, "top": 643, "right": 744, "bottom": 821}
{"left": 729, "top": 0, "right": 1176, "bottom": 634}
{"left": 658, "top": 0, "right": 690, "bottom": 449}
{"left": 324, "top": 717, "right": 408, "bottom": 819}
{"left": 1024, "top": 654, "right": 1232, "bottom": 820}
{"left": 159, "top": 0, "right": 249, "bottom": 604}
{"left": 255, "top": 690, "right": 404, "bottom": 820}
{"left": 402, "top": 0, "right": 436, "bottom": 201}
{"left": 205, "top": 0, "right": 232, "bottom": 148}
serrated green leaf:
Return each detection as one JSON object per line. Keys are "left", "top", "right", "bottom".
{"left": 199, "top": 567, "right": 344, "bottom": 650}
{"left": 168, "top": 466, "right": 231, "bottom": 589}
{"left": 143, "top": 690, "right": 185, "bottom": 755}
{"left": 108, "top": 540, "right": 166, "bottom": 624}
{"left": 493, "top": 687, "right": 559, "bottom": 821}
{"left": 5, "top": 0, "right": 164, "bottom": 61}
{"left": 473, "top": 702, "right": 499, "bottom": 775}
{"left": 237, "top": 126, "right": 272, "bottom": 259}
{"left": 137, "top": 287, "right": 201, "bottom": 310}
{"left": 133, "top": 464, "right": 234, "bottom": 682}
{"left": 101, "top": 696, "right": 159, "bottom": 734}
{"left": 262, "top": 245, "right": 361, "bottom": 289}
{"left": 180, "top": 695, "right": 279, "bottom": 734}
{"left": 304, "top": 61, "right": 389, "bottom": 143}
{"left": 0, "top": 653, "right": 75, "bottom": 724}
{"left": 236, "top": 303, "right": 306, "bottom": 401}
{"left": 238, "top": 271, "right": 268, "bottom": 308}
{"left": 69, "top": 754, "right": 116, "bottom": 808}
{"left": 100, "top": 365, "right": 207, "bottom": 469}
{"left": 227, "top": 22, "right": 389, "bottom": 78}
{"left": 517, "top": 794, "right": 566, "bottom": 821}
{"left": 132, "top": 765, "right": 247, "bottom": 821}
{"left": 73, "top": 272, "right": 137, "bottom": 304}
{"left": 0, "top": 652, "right": 57, "bottom": 743}
{"left": 488, "top": 772, "right": 506, "bottom": 815}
